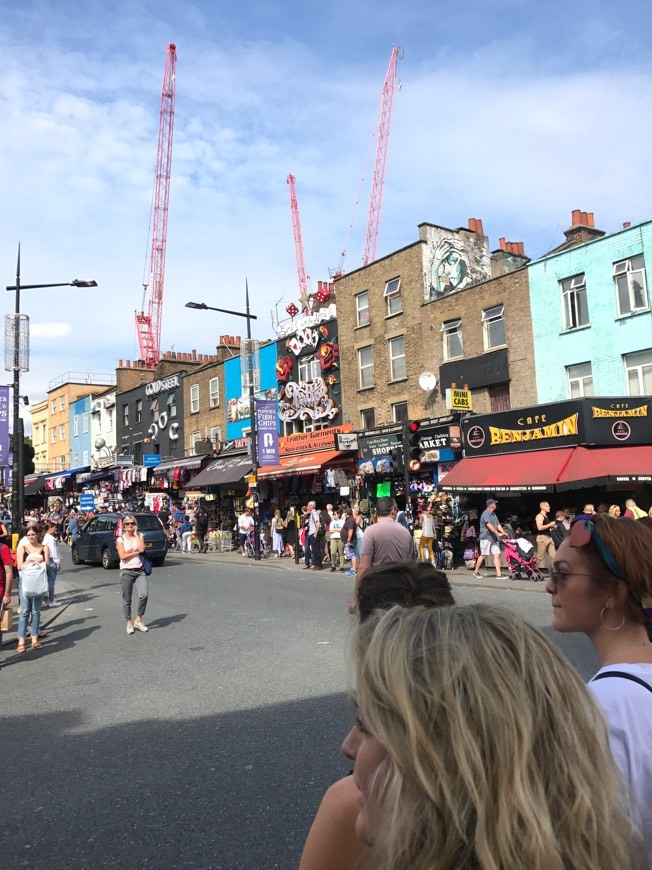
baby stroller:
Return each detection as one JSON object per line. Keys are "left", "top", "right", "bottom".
{"left": 503, "top": 538, "right": 544, "bottom": 582}
{"left": 244, "top": 527, "right": 268, "bottom": 559}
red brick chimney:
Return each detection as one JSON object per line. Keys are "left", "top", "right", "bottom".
{"left": 468, "top": 218, "right": 484, "bottom": 235}
{"left": 561, "top": 209, "right": 604, "bottom": 249}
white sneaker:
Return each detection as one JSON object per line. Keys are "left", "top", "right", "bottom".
{"left": 472, "top": 571, "right": 484, "bottom": 579}
{"left": 50, "top": 599, "right": 61, "bottom": 607}
{"left": 126, "top": 624, "right": 135, "bottom": 635}
{"left": 133, "top": 620, "right": 148, "bottom": 632}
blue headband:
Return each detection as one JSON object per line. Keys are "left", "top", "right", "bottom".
{"left": 569, "top": 514, "right": 623, "bottom": 580}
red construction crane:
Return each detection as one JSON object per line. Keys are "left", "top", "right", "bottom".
{"left": 135, "top": 42, "right": 177, "bottom": 368}
{"left": 286, "top": 174, "right": 311, "bottom": 308}
{"left": 361, "top": 46, "right": 400, "bottom": 268}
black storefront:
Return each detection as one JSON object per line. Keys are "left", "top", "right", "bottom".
{"left": 117, "top": 373, "right": 185, "bottom": 465}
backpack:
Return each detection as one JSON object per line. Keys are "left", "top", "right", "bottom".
{"left": 318, "top": 510, "right": 330, "bottom": 535}
{"left": 274, "top": 516, "right": 284, "bottom": 531}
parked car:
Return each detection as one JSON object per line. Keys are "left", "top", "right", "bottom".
{"left": 71, "top": 512, "right": 168, "bottom": 569}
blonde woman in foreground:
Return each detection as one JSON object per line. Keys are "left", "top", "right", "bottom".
{"left": 348, "top": 604, "right": 643, "bottom": 869}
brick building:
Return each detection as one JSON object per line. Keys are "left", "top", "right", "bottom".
{"left": 182, "top": 336, "right": 238, "bottom": 456}
{"left": 335, "top": 219, "right": 535, "bottom": 427}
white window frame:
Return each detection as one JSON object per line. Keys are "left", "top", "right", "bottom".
{"left": 624, "top": 349, "right": 652, "bottom": 396}
{"left": 392, "top": 401, "right": 408, "bottom": 423}
{"left": 51, "top": 427, "right": 56, "bottom": 444}
{"left": 360, "top": 408, "right": 375, "bottom": 429}
{"left": 191, "top": 431, "right": 201, "bottom": 451}
{"left": 107, "top": 408, "right": 113, "bottom": 431}
{"left": 73, "top": 415, "right": 79, "bottom": 436}
{"left": 59, "top": 424, "right": 65, "bottom": 440}
{"left": 82, "top": 450, "right": 89, "bottom": 466}
{"left": 441, "top": 319, "right": 463, "bottom": 361}
{"left": 298, "top": 355, "right": 320, "bottom": 383}
{"left": 614, "top": 255, "right": 648, "bottom": 316}
{"left": 123, "top": 404, "right": 129, "bottom": 427}
{"left": 567, "top": 362, "right": 594, "bottom": 398}
{"left": 59, "top": 397, "right": 65, "bottom": 411}
{"left": 51, "top": 400, "right": 56, "bottom": 414}
{"left": 388, "top": 335, "right": 406, "bottom": 381}
{"left": 83, "top": 412, "right": 88, "bottom": 433}
{"left": 561, "top": 273, "right": 589, "bottom": 330}
{"left": 190, "top": 384, "right": 199, "bottom": 414}
{"left": 209, "top": 377, "right": 220, "bottom": 407}
{"left": 482, "top": 305, "right": 506, "bottom": 350}
{"left": 384, "top": 277, "right": 402, "bottom": 316}
{"left": 358, "top": 346, "right": 374, "bottom": 389}
{"left": 135, "top": 399, "right": 143, "bottom": 424}
{"left": 356, "top": 291, "right": 370, "bottom": 327}
{"left": 209, "top": 426, "right": 221, "bottom": 446}
{"left": 299, "top": 418, "right": 330, "bottom": 433}
{"left": 73, "top": 452, "right": 80, "bottom": 467}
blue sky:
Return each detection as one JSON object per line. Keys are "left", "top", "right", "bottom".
{"left": 1, "top": 0, "right": 650, "bottom": 407}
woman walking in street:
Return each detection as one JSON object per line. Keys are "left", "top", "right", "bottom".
{"left": 547, "top": 512, "right": 652, "bottom": 864}
{"left": 284, "top": 508, "right": 296, "bottom": 559}
{"left": 116, "top": 515, "right": 149, "bottom": 635}
{"left": 16, "top": 525, "right": 50, "bottom": 652}
{"left": 272, "top": 508, "right": 285, "bottom": 557}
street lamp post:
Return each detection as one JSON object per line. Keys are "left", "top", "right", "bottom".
{"left": 5, "top": 243, "right": 97, "bottom": 532}
{"left": 185, "top": 284, "right": 262, "bottom": 560}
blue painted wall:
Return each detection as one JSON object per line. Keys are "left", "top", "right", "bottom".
{"left": 224, "top": 343, "right": 278, "bottom": 439}
{"left": 69, "top": 395, "right": 92, "bottom": 468}
{"left": 528, "top": 221, "right": 652, "bottom": 402}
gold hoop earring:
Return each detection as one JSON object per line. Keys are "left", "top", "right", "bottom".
{"left": 600, "top": 606, "right": 625, "bottom": 631}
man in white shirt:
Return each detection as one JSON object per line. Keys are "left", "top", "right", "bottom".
{"left": 237, "top": 509, "right": 254, "bottom": 556}
{"left": 43, "top": 521, "right": 62, "bottom": 606}
{"left": 418, "top": 506, "right": 436, "bottom": 566}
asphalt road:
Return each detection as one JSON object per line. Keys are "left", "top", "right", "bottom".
{"left": 1, "top": 550, "right": 599, "bottom": 870}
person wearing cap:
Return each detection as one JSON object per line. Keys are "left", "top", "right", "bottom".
{"left": 473, "top": 498, "right": 507, "bottom": 579}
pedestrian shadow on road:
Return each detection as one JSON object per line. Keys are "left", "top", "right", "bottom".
{"left": 1, "top": 624, "right": 101, "bottom": 668}
{"left": 145, "top": 613, "right": 188, "bottom": 629}
{"left": 0, "top": 689, "right": 353, "bottom": 869}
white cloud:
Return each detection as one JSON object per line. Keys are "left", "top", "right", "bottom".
{"left": 29, "top": 323, "right": 73, "bottom": 339}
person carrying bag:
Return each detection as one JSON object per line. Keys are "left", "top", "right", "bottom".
{"left": 16, "top": 526, "right": 50, "bottom": 652}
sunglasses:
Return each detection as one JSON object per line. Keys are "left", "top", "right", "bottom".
{"left": 124, "top": 522, "right": 136, "bottom": 526}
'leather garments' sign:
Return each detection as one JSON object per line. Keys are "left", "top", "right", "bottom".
{"left": 584, "top": 398, "right": 652, "bottom": 446}
{"left": 464, "top": 401, "right": 582, "bottom": 456}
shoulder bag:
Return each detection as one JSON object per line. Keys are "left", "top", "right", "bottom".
{"left": 140, "top": 552, "right": 153, "bottom": 576}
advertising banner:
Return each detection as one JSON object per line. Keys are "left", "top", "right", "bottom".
{"left": 583, "top": 397, "right": 652, "bottom": 446}
{"left": 463, "top": 400, "right": 582, "bottom": 456}
{"left": 256, "top": 400, "right": 279, "bottom": 466}
{"left": 0, "top": 386, "right": 8, "bottom": 468}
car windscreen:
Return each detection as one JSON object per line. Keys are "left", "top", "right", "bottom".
{"left": 133, "top": 515, "right": 164, "bottom": 532}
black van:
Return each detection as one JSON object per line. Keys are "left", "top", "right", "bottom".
{"left": 72, "top": 512, "right": 168, "bottom": 569}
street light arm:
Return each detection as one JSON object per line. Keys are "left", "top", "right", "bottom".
{"left": 185, "top": 301, "right": 258, "bottom": 320}
{"left": 6, "top": 279, "right": 98, "bottom": 291}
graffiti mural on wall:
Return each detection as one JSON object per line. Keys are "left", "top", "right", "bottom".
{"left": 422, "top": 227, "right": 491, "bottom": 302}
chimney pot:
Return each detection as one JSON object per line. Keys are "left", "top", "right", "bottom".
{"left": 468, "top": 218, "right": 477, "bottom": 233}
{"left": 192, "top": 349, "right": 197, "bottom": 360}
{"left": 572, "top": 209, "right": 581, "bottom": 225}
{"left": 475, "top": 219, "right": 484, "bottom": 236}
{"left": 587, "top": 212, "right": 595, "bottom": 228}
{"left": 118, "top": 359, "right": 123, "bottom": 367}
{"left": 623, "top": 221, "right": 631, "bottom": 229}
{"left": 580, "top": 211, "right": 588, "bottom": 225}
{"left": 499, "top": 237, "right": 506, "bottom": 250}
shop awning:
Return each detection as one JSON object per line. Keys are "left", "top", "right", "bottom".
{"left": 440, "top": 448, "right": 576, "bottom": 492}
{"left": 82, "top": 470, "right": 117, "bottom": 484}
{"left": 442, "top": 445, "right": 652, "bottom": 493}
{"left": 153, "top": 456, "right": 204, "bottom": 473}
{"left": 45, "top": 465, "right": 90, "bottom": 482}
{"left": 258, "top": 449, "right": 345, "bottom": 478}
{"left": 24, "top": 475, "right": 47, "bottom": 496}
{"left": 187, "top": 455, "right": 252, "bottom": 488}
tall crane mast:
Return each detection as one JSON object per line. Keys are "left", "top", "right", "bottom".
{"left": 135, "top": 42, "right": 177, "bottom": 368}
{"left": 361, "top": 46, "right": 400, "bottom": 268}
{"left": 286, "top": 174, "right": 311, "bottom": 305}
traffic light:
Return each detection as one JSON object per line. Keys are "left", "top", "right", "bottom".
{"left": 389, "top": 447, "right": 403, "bottom": 474}
{"left": 407, "top": 421, "right": 423, "bottom": 460}
{"left": 22, "top": 442, "right": 35, "bottom": 476}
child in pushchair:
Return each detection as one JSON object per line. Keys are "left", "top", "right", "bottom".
{"left": 503, "top": 537, "right": 544, "bottom": 582}
{"left": 244, "top": 527, "right": 268, "bottom": 558}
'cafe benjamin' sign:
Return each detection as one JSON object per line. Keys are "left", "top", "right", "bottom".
{"left": 463, "top": 401, "right": 583, "bottom": 456}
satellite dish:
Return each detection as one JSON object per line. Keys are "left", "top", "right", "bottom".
{"left": 418, "top": 371, "right": 437, "bottom": 392}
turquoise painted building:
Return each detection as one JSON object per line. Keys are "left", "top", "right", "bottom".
{"left": 69, "top": 395, "right": 92, "bottom": 468}
{"left": 528, "top": 219, "right": 652, "bottom": 402}
{"left": 224, "top": 343, "right": 278, "bottom": 440}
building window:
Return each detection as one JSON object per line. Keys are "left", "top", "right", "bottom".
{"left": 567, "top": 362, "right": 594, "bottom": 398}
{"left": 624, "top": 349, "right": 652, "bottom": 396}
{"left": 482, "top": 305, "right": 506, "bottom": 350}
{"left": 51, "top": 400, "right": 56, "bottom": 414}
{"left": 73, "top": 452, "right": 80, "bottom": 467}
{"left": 190, "top": 384, "right": 199, "bottom": 413}
{"left": 107, "top": 409, "right": 113, "bottom": 431}
{"left": 191, "top": 431, "right": 201, "bottom": 451}
{"left": 360, "top": 408, "right": 375, "bottom": 428}
{"left": 167, "top": 393, "right": 177, "bottom": 418}
{"left": 134, "top": 442, "right": 143, "bottom": 465}
{"left": 73, "top": 415, "right": 79, "bottom": 436}
{"left": 300, "top": 418, "right": 329, "bottom": 433}
{"left": 136, "top": 399, "right": 143, "bottom": 424}
{"left": 384, "top": 277, "right": 402, "bottom": 316}
{"left": 561, "top": 273, "right": 589, "bottom": 330}
{"left": 358, "top": 346, "right": 374, "bottom": 389}
{"left": 441, "top": 319, "right": 463, "bottom": 360}
{"left": 123, "top": 404, "right": 129, "bottom": 427}
{"left": 209, "top": 426, "right": 221, "bottom": 447}
{"left": 83, "top": 450, "right": 89, "bottom": 465}
{"left": 59, "top": 424, "right": 65, "bottom": 440}
{"left": 298, "top": 355, "right": 320, "bottom": 383}
{"left": 356, "top": 291, "right": 370, "bottom": 327}
{"left": 489, "top": 383, "right": 511, "bottom": 411}
{"left": 614, "top": 254, "right": 648, "bottom": 316}
{"left": 97, "top": 414, "right": 102, "bottom": 433}
{"left": 83, "top": 412, "right": 88, "bottom": 433}
{"left": 209, "top": 377, "right": 220, "bottom": 407}
{"left": 388, "top": 335, "right": 406, "bottom": 380}
{"left": 60, "top": 397, "right": 65, "bottom": 411}
{"left": 51, "top": 428, "right": 56, "bottom": 444}
{"left": 392, "top": 401, "right": 408, "bottom": 423}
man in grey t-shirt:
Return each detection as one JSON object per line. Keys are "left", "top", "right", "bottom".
{"left": 348, "top": 496, "right": 413, "bottom": 614}
{"left": 473, "top": 498, "right": 507, "bottom": 579}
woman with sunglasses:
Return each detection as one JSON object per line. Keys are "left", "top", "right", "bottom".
{"left": 547, "top": 512, "right": 652, "bottom": 864}
{"left": 16, "top": 524, "right": 51, "bottom": 652}
{"left": 116, "top": 515, "right": 149, "bottom": 635}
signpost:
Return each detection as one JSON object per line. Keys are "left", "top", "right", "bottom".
{"left": 79, "top": 492, "right": 95, "bottom": 512}
{"left": 256, "top": 399, "right": 279, "bottom": 467}
{"left": 143, "top": 454, "right": 161, "bottom": 467}
{"left": 445, "top": 388, "right": 472, "bottom": 411}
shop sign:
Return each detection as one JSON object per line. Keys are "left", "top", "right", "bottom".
{"left": 275, "top": 304, "right": 337, "bottom": 338}
{"left": 335, "top": 432, "right": 359, "bottom": 451}
{"left": 584, "top": 398, "right": 652, "bottom": 446}
{"left": 359, "top": 432, "right": 401, "bottom": 460}
{"left": 280, "top": 424, "right": 352, "bottom": 456}
{"left": 116, "top": 455, "right": 133, "bottom": 466}
{"left": 145, "top": 375, "right": 180, "bottom": 397}
{"left": 0, "top": 386, "right": 8, "bottom": 466}
{"left": 463, "top": 401, "right": 582, "bottom": 456}
{"left": 256, "top": 399, "right": 279, "bottom": 466}
{"left": 143, "top": 454, "right": 161, "bottom": 467}
{"left": 279, "top": 378, "right": 339, "bottom": 423}
{"left": 446, "top": 388, "right": 472, "bottom": 411}
{"left": 79, "top": 492, "right": 95, "bottom": 511}
{"left": 420, "top": 425, "right": 450, "bottom": 450}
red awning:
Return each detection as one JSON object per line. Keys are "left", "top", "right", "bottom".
{"left": 442, "top": 445, "right": 652, "bottom": 493}
{"left": 258, "top": 449, "right": 345, "bottom": 478}
{"left": 441, "top": 448, "right": 576, "bottom": 492}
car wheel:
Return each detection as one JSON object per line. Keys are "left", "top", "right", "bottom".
{"left": 71, "top": 545, "right": 83, "bottom": 565}
{"left": 151, "top": 557, "right": 165, "bottom": 567}
{"left": 102, "top": 548, "right": 115, "bottom": 570}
